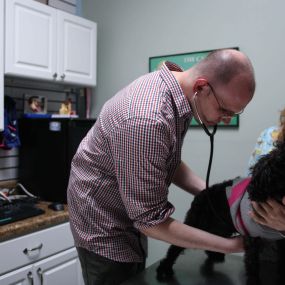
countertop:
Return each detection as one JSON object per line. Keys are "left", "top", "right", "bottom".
{"left": 122, "top": 249, "right": 246, "bottom": 285}
{"left": 0, "top": 201, "right": 69, "bottom": 242}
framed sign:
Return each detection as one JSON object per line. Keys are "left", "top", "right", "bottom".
{"left": 149, "top": 48, "right": 239, "bottom": 128}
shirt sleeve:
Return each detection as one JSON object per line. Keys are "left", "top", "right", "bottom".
{"left": 109, "top": 118, "right": 175, "bottom": 230}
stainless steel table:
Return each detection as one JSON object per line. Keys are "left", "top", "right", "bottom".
{"left": 122, "top": 249, "right": 246, "bottom": 285}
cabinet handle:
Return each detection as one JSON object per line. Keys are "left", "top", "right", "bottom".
{"left": 53, "top": 72, "right": 58, "bottom": 79}
{"left": 27, "top": 271, "right": 34, "bottom": 285}
{"left": 23, "top": 243, "right": 43, "bottom": 255}
{"left": 60, "top": 73, "right": 66, "bottom": 80}
{"left": 37, "top": 268, "right": 43, "bottom": 285}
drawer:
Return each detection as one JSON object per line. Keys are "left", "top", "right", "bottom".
{"left": 0, "top": 222, "right": 75, "bottom": 275}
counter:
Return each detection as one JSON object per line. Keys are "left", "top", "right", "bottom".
{"left": 0, "top": 201, "right": 69, "bottom": 242}
{"left": 122, "top": 249, "right": 246, "bottom": 285}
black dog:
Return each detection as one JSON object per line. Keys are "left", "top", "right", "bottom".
{"left": 157, "top": 141, "right": 285, "bottom": 285}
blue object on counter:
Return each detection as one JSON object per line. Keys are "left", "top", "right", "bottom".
{"left": 23, "top": 114, "right": 52, "bottom": 118}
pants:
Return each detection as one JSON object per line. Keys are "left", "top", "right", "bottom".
{"left": 76, "top": 247, "right": 145, "bottom": 285}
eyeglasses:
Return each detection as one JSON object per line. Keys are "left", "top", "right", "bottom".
{"left": 207, "top": 82, "right": 244, "bottom": 118}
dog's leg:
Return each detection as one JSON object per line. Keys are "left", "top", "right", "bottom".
{"left": 277, "top": 239, "right": 285, "bottom": 285}
{"left": 156, "top": 244, "right": 185, "bottom": 281}
{"left": 258, "top": 239, "right": 280, "bottom": 285}
{"left": 205, "top": 250, "right": 225, "bottom": 262}
{"left": 199, "top": 250, "right": 226, "bottom": 276}
{"left": 244, "top": 236, "right": 260, "bottom": 285}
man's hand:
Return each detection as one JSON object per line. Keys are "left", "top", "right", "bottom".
{"left": 249, "top": 197, "right": 285, "bottom": 232}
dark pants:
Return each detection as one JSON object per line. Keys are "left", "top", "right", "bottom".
{"left": 77, "top": 247, "right": 145, "bottom": 285}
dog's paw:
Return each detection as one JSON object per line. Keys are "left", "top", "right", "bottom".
{"left": 156, "top": 259, "right": 174, "bottom": 282}
{"left": 245, "top": 276, "right": 260, "bottom": 285}
{"left": 200, "top": 259, "right": 215, "bottom": 276}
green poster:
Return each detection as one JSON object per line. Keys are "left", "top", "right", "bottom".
{"left": 149, "top": 48, "right": 239, "bottom": 128}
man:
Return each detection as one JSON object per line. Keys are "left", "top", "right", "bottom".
{"left": 67, "top": 49, "right": 255, "bottom": 285}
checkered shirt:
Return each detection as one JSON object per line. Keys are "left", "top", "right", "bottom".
{"left": 67, "top": 62, "right": 192, "bottom": 262}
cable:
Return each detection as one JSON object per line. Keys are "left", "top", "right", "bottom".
{"left": 16, "top": 183, "right": 37, "bottom": 198}
{"left": 192, "top": 92, "right": 217, "bottom": 188}
{"left": 0, "top": 191, "right": 11, "bottom": 202}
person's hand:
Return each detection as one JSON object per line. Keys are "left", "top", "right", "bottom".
{"left": 225, "top": 235, "right": 244, "bottom": 253}
{"left": 249, "top": 197, "right": 285, "bottom": 232}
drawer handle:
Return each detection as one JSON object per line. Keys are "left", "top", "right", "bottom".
{"left": 27, "top": 271, "right": 34, "bottom": 285}
{"left": 37, "top": 268, "right": 43, "bottom": 285}
{"left": 23, "top": 243, "right": 43, "bottom": 255}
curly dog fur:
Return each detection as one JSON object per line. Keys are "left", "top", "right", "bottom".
{"left": 156, "top": 141, "right": 285, "bottom": 285}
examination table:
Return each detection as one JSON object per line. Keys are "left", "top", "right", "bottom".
{"left": 122, "top": 249, "right": 246, "bottom": 285}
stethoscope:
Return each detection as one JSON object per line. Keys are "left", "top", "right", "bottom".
{"left": 192, "top": 92, "right": 217, "bottom": 189}
{"left": 191, "top": 92, "right": 233, "bottom": 229}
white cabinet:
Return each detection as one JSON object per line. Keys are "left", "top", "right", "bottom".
{"left": 0, "top": 0, "right": 4, "bottom": 131}
{"left": 5, "top": 0, "right": 97, "bottom": 86}
{"left": 57, "top": 10, "right": 97, "bottom": 86}
{"left": 5, "top": 0, "right": 57, "bottom": 81}
{"left": 0, "top": 223, "right": 84, "bottom": 285}
{"left": 0, "top": 264, "right": 33, "bottom": 285}
{"left": 34, "top": 248, "right": 83, "bottom": 285}
{"left": 0, "top": 248, "right": 83, "bottom": 285}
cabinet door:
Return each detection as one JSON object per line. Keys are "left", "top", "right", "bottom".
{"left": 57, "top": 10, "right": 97, "bottom": 86}
{"left": 33, "top": 247, "right": 84, "bottom": 285}
{"left": 0, "top": 265, "right": 33, "bottom": 285}
{"left": 0, "top": 0, "right": 4, "bottom": 131}
{"left": 5, "top": 0, "right": 57, "bottom": 81}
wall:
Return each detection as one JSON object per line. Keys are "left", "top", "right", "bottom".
{"left": 82, "top": 0, "right": 285, "bottom": 266}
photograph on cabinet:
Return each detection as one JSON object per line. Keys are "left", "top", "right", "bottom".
{"left": 24, "top": 94, "right": 48, "bottom": 114}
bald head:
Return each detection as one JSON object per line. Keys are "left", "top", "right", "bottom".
{"left": 193, "top": 49, "right": 256, "bottom": 97}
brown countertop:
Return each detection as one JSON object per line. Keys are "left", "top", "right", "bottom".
{"left": 0, "top": 201, "right": 69, "bottom": 242}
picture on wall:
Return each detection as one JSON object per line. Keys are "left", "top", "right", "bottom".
{"left": 149, "top": 47, "right": 239, "bottom": 128}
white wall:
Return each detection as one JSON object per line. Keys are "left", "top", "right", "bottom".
{"left": 82, "top": 0, "right": 285, "bottom": 266}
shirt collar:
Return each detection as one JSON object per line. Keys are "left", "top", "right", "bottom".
{"left": 159, "top": 61, "right": 192, "bottom": 118}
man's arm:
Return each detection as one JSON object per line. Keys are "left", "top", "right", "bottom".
{"left": 250, "top": 197, "right": 285, "bottom": 232}
{"left": 140, "top": 217, "right": 244, "bottom": 254}
{"left": 172, "top": 161, "right": 206, "bottom": 196}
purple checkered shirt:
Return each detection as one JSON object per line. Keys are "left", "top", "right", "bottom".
{"left": 67, "top": 62, "right": 193, "bottom": 262}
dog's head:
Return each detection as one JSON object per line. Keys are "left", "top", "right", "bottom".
{"left": 247, "top": 140, "right": 285, "bottom": 203}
